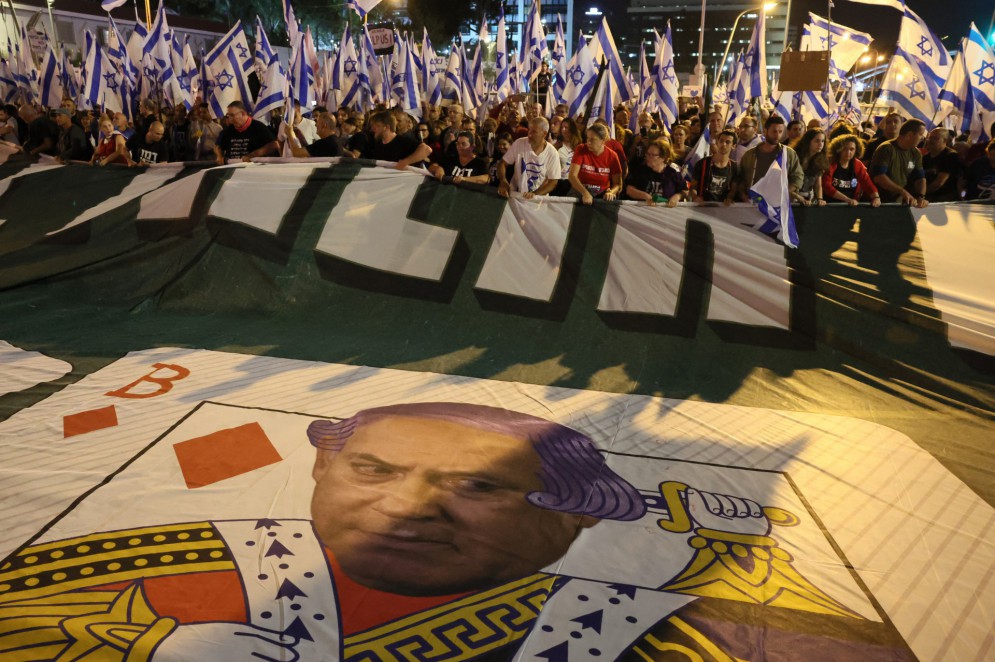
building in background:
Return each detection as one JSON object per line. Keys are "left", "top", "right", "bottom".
{"left": 623, "top": 0, "right": 789, "bottom": 84}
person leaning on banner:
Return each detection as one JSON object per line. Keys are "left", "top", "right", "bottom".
{"left": 737, "top": 115, "right": 804, "bottom": 201}
{"left": 362, "top": 110, "right": 432, "bottom": 170}
{"left": 624, "top": 138, "right": 686, "bottom": 207}
{"left": 789, "top": 129, "right": 829, "bottom": 206}
{"left": 822, "top": 134, "right": 881, "bottom": 207}
{"left": 53, "top": 108, "right": 92, "bottom": 163}
{"left": 690, "top": 129, "right": 741, "bottom": 206}
{"left": 0, "top": 104, "right": 21, "bottom": 147}
{"left": 964, "top": 138, "right": 995, "bottom": 201}
{"left": 128, "top": 121, "right": 170, "bottom": 166}
{"left": 284, "top": 112, "right": 342, "bottom": 158}
{"left": 429, "top": 131, "right": 489, "bottom": 185}
{"left": 870, "top": 119, "right": 929, "bottom": 208}
{"left": 497, "top": 116, "right": 561, "bottom": 199}
{"left": 214, "top": 101, "right": 279, "bottom": 165}
{"left": 14, "top": 104, "right": 58, "bottom": 158}
{"left": 568, "top": 123, "right": 623, "bottom": 205}
{"left": 862, "top": 111, "right": 902, "bottom": 164}
{"left": 88, "top": 117, "right": 130, "bottom": 167}
{"left": 340, "top": 115, "right": 368, "bottom": 158}
{"left": 921, "top": 128, "right": 962, "bottom": 202}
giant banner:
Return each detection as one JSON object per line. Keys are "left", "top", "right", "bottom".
{"left": 0, "top": 161, "right": 993, "bottom": 661}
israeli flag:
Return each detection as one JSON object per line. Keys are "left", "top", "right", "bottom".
{"left": 419, "top": 28, "right": 441, "bottom": 106}
{"left": 744, "top": 11, "right": 767, "bottom": 99}
{"left": 588, "top": 18, "right": 634, "bottom": 103}
{"left": 336, "top": 24, "right": 363, "bottom": 110}
{"left": 204, "top": 20, "right": 253, "bottom": 77}
{"left": 748, "top": 148, "right": 799, "bottom": 248}
{"left": 101, "top": 0, "right": 128, "bottom": 11}
{"left": 878, "top": 46, "right": 936, "bottom": 126}
{"left": 551, "top": 15, "right": 567, "bottom": 104}
{"left": 281, "top": 0, "right": 300, "bottom": 46}
{"left": 590, "top": 62, "right": 616, "bottom": 138}
{"left": 681, "top": 127, "right": 710, "bottom": 183}
{"left": 288, "top": 33, "right": 314, "bottom": 109}
{"left": 347, "top": 0, "right": 383, "bottom": 18}
{"left": 358, "top": 24, "right": 383, "bottom": 109}
{"left": 39, "top": 47, "right": 63, "bottom": 109}
{"left": 803, "top": 13, "right": 872, "bottom": 74}
{"left": 562, "top": 35, "right": 598, "bottom": 119}
{"left": 60, "top": 49, "right": 80, "bottom": 103}
{"left": 209, "top": 46, "right": 254, "bottom": 118}
{"left": 0, "top": 60, "right": 18, "bottom": 103}
{"left": 255, "top": 16, "right": 278, "bottom": 78}
{"left": 442, "top": 37, "right": 463, "bottom": 105}
{"left": 81, "top": 30, "right": 108, "bottom": 110}
{"left": 964, "top": 22, "right": 995, "bottom": 112}
{"left": 519, "top": 0, "right": 547, "bottom": 84}
{"left": 770, "top": 77, "right": 792, "bottom": 120}
{"left": 653, "top": 21, "right": 678, "bottom": 129}
{"left": 899, "top": 6, "right": 951, "bottom": 98}
{"left": 253, "top": 59, "right": 286, "bottom": 121}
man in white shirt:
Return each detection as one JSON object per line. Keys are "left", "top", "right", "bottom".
{"left": 497, "top": 117, "right": 561, "bottom": 199}
{"left": 731, "top": 115, "right": 762, "bottom": 162}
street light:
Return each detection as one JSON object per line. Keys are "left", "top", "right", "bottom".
{"left": 717, "top": 2, "right": 777, "bottom": 84}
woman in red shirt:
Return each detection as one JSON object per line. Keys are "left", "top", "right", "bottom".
{"left": 823, "top": 134, "right": 881, "bottom": 206}
{"left": 568, "top": 123, "right": 623, "bottom": 205}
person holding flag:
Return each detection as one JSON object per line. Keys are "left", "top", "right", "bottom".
{"left": 738, "top": 115, "right": 803, "bottom": 201}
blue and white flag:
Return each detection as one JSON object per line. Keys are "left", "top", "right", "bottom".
{"left": 803, "top": 13, "right": 872, "bottom": 74}
{"left": 60, "top": 49, "right": 80, "bottom": 103}
{"left": 281, "top": 0, "right": 300, "bottom": 45}
{"left": 879, "top": 46, "right": 936, "bottom": 126}
{"left": 253, "top": 58, "right": 286, "bottom": 120}
{"left": 81, "top": 30, "right": 109, "bottom": 110}
{"left": 681, "top": 127, "right": 710, "bottom": 182}
{"left": 494, "top": 11, "right": 510, "bottom": 103}
{"left": 653, "top": 21, "right": 678, "bottom": 129}
{"left": 255, "top": 16, "right": 278, "bottom": 77}
{"left": 204, "top": 20, "right": 253, "bottom": 77}
{"left": 357, "top": 24, "right": 383, "bottom": 109}
{"left": 551, "top": 15, "right": 567, "bottom": 104}
{"left": 335, "top": 24, "right": 363, "bottom": 110}
{"left": 937, "top": 42, "right": 971, "bottom": 125}
{"left": 899, "top": 6, "right": 951, "bottom": 98}
{"left": 288, "top": 33, "right": 314, "bottom": 109}
{"left": 520, "top": 0, "right": 547, "bottom": 84}
{"left": 770, "top": 77, "right": 792, "bottom": 121}
{"left": 588, "top": 18, "right": 634, "bottom": 104}
{"left": 14, "top": 26, "right": 39, "bottom": 102}
{"left": 728, "top": 53, "right": 749, "bottom": 120}
{"left": 126, "top": 20, "right": 147, "bottom": 74}
{"left": 749, "top": 148, "right": 799, "bottom": 248}
{"left": 800, "top": 84, "right": 832, "bottom": 129}
{"left": 562, "top": 33, "right": 598, "bottom": 119}
{"left": 0, "top": 60, "right": 18, "bottom": 103}
{"left": 442, "top": 37, "right": 463, "bottom": 105}
{"left": 39, "top": 47, "right": 63, "bottom": 109}
{"left": 744, "top": 11, "right": 767, "bottom": 100}
{"left": 590, "top": 61, "right": 616, "bottom": 139}
{"left": 392, "top": 32, "right": 421, "bottom": 119}
{"left": 101, "top": 0, "right": 128, "bottom": 10}
{"left": 347, "top": 0, "right": 382, "bottom": 18}
{"left": 964, "top": 22, "right": 995, "bottom": 112}
{"left": 209, "top": 46, "right": 253, "bottom": 118}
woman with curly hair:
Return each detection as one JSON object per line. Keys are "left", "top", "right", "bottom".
{"left": 790, "top": 128, "right": 829, "bottom": 205}
{"left": 822, "top": 134, "right": 881, "bottom": 206}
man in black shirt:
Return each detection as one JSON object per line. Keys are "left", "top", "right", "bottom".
{"left": 214, "top": 101, "right": 278, "bottom": 165}
{"left": 862, "top": 112, "right": 902, "bottom": 164}
{"left": 690, "top": 130, "right": 740, "bottom": 205}
{"left": 534, "top": 62, "right": 551, "bottom": 107}
{"left": 429, "top": 131, "right": 489, "bottom": 184}
{"left": 17, "top": 105, "right": 58, "bottom": 157}
{"left": 53, "top": 108, "right": 91, "bottom": 162}
{"left": 364, "top": 110, "right": 431, "bottom": 169}
{"left": 286, "top": 112, "right": 341, "bottom": 158}
{"left": 341, "top": 116, "right": 368, "bottom": 158}
{"left": 128, "top": 121, "right": 170, "bottom": 165}
{"left": 922, "top": 128, "right": 961, "bottom": 202}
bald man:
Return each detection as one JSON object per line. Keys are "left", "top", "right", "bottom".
{"left": 127, "top": 121, "right": 170, "bottom": 165}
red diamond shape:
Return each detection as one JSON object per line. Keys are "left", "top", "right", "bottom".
{"left": 172, "top": 422, "right": 282, "bottom": 489}
{"left": 63, "top": 405, "right": 119, "bottom": 438}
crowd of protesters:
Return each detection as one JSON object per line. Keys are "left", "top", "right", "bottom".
{"left": 2, "top": 90, "right": 993, "bottom": 204}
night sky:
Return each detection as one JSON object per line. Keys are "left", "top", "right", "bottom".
{"left": 784, "top": 0, "right": 992, "bottom": 51}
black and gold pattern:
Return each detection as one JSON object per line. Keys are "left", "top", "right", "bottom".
{"left": 344, "top": 574, "right": 565, "bottom": 662}
{"left": 0, "top": 523, "right": 234, "bottom": 604}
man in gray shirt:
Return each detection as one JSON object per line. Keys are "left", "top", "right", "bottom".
{"left": 737, "top": 115, "right": 803, "bottom": 200}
